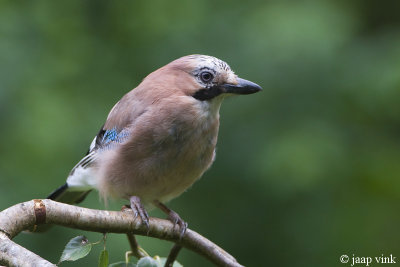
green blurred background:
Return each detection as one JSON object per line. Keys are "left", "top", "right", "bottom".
{"left": 1, "top": 1, "right": 400, "bottom": 266}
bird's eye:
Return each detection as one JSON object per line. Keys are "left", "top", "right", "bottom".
{"left": 200, "top": 71, "right": 214, "bottom": 83}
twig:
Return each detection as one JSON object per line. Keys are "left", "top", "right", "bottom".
{"left": 165, "top": 243, "right": 182, "bottom": 267}
{"left": 126, "top": 232, "right": 148, "bottom": 259}
{"left": 0, "top": 199, "right": 243, "bottom": 267}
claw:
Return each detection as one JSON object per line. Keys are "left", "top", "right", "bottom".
{"left": 180, "top": 222, "right": 188, "bottom": 239}
{"left": 168, "top": 210, "right": 187, "bottom": 239}
{"left": 130, "top": 196, "right": 150, "bottom": 232}
{"left": 153, "top": 200, "right": 188, "bottom": 240}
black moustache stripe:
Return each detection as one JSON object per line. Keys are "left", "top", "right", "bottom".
{"left": 192, "top": 86, "right": 223, "bottom": 101}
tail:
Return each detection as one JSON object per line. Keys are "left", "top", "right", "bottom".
{"left": 47, "top": 183, "right": 92, "bottom": 204}
{"left": 30, "top": 184, "right": 92, "bottom": 233}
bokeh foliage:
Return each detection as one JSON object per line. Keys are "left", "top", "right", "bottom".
{"left": 1, "top": 1, "right": 399, "bottom": 266}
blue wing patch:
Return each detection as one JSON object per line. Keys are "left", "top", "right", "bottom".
{"left": 99, "top": 127, "right": 130, "bottom": 150}
{"left": 69, "top": 127, "right": 130, "bottom": 176}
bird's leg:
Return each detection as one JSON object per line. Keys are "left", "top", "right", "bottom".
{"left": 130, "top": 196, "right": 149, "bottom": 229}
{"left": 121, "top": 205, "right": 149, "bottom": 259}
{"left": 153, "top": 200, "right": 186, "bottom": 267}
{"left": 153, "top": 200, "right": 188, "bottom": 239}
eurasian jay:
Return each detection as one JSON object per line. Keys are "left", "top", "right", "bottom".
{"left": 48, "top": 54, "right": 261, "bottom": 234}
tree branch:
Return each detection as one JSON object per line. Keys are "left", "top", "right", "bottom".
{"left": 0, "top": 199, "right": 243, "bottom": 267}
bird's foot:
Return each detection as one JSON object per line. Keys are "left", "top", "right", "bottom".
{"left": 153, "top": 200, "right": 187, "bottom": 240}
{"left": 168, "top": 210, "right": 188, "bottom": 240}
{"left": 129, "top": 196, "right": 149, "bottom": 231}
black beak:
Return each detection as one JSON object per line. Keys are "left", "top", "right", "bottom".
{"left": 192, "top": 77, "right": 262, "bottom": 101}
{"left": 222, "top": 78, "right": 262, "bottom": 95}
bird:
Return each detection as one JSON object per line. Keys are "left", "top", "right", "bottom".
{"left": 47, "top": 54, "right": 261, "bottom": 235}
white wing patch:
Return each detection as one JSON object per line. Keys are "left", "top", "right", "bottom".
{"left": 89, "top": 136, "right": 97, "bottom": 152}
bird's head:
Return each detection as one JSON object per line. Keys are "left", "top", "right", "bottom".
{"left": 142, "top": 55, "right": 262, "bottom": 102}
{"left": 172, "top": 55, "right": 262, "bottom": 101}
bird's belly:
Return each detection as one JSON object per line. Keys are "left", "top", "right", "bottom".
{"left": 156, "top": 145, "right": 215, "bottom": 203}
{"left": 132, "top": 137, "right": 215, "bottom": 204}
{"left": 98, "top": 125, "right": 218, "bottom": 205}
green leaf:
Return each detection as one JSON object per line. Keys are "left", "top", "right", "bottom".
{"left": 109, "top": 261, "right": 137, "bottom": 267}
{"left": 59, "top": 235, "right": 92, "bottom": 263}
{"left": 99, "top": 249, "right": 109, "bottom": 267}
{"left": 156, "top": 257, "right": 183, "bottom": 267}
{"left": 137, "top": 257, "right": 158, "bottom": 267}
